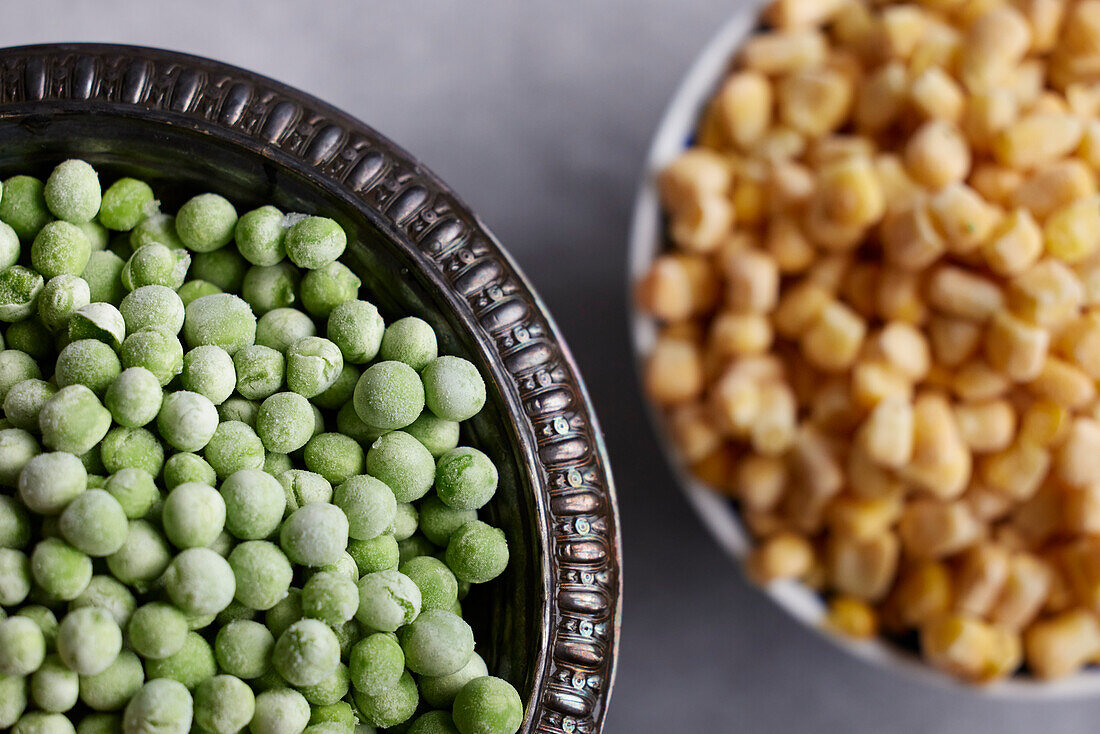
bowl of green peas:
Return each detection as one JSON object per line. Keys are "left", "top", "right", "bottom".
{"left": 0, "top": 44, "right": 621, "bottom": 734}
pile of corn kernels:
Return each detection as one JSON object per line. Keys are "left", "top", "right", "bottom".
{"left": 637, "top": 0, "right": 1100, "bottom": 682}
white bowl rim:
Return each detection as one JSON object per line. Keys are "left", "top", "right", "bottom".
{"left": 625, "top": 8, "right": 1100, "bottom": 699}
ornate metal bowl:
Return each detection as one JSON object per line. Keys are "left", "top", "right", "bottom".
{"left": 0, "top": 43, "right": 621, "bottom": 730}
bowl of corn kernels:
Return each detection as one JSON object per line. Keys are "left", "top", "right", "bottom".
{"left": 631, "top": 0, "right": 1100, "bottom": 692}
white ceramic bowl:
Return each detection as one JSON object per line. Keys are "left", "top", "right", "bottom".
{"left": 627, "top": 9, "right": 1100, "bottom": 698}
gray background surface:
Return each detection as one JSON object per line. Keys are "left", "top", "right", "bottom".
{"left": 7, "top": 1, "right": 1100, "bottom": 731}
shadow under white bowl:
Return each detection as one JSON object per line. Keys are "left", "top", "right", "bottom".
{"left": 627, "top": 9, "right": 1100, "bottom": 698}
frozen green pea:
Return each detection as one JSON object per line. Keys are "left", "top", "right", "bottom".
{"left": 307, "top": 701, "right": 356, "bottom": 730}
{"left": 143, "top": 631, "right": 216, "bottom": 690}
{"left": 255, "top": 308, "right": 316, "bottom": 353}
{"left": 313, "top": 364, "right": 360, "bottom": 410}
{"left": 285, "top": 216, "right": 346, "bottom": 270}
{"left": 264, "top": 451, "right": 292, "bottom": 476}
{"left": 241, "top": 262, "right": 299, "bottom": 315}
{"left": 207, "top": 530, "right": 236, "bottom": 559}
{"left": 446, "top": 521, "right": 508, "bottom": 584}
{"left": 162, "top": 452, "right": 216, "bottom": 490}
{"left": 236, "top": 206, "right": 286, "bottom": 266}
{"left": 79, "top": 221, "right": 109, "bottom": 251}
{"left": 104, "top": 468, "right": 157, "bottom": 518}
{"left": 0, "top": 615, "right": 45, "bottom": 675}
{"left": 0, "top": 225, "right": 17, "bottom": 279}
{"left": 100, "top": 426, "right": 164, "bottom": 476}
{"left": 334, "top": 475, "right": 397, "bottom": 541}
{"left": 0, "top": 350, "right": 41, "bottom": 402}
{"left": 286, "top": 336, "right": 342, "bottom": 398}
{"left": 250, "top": 688, "right": 310, "bottom": 734}
{"left": 355, "top": 570, "right": 421, "bottom": 632}
{"left": 280, "top": 502, "right": 349, "bottom": 567}
{"left": 78, "top": 649, "right": 143, "bottom": 712}
{"left": 163, "top": 547, "right": 235, "bottom": 616}
{"left": 122, "top": 678, "right": 194, "bottom": 734}
{"left": 229, "top": 540, "right": 293, "bottom": 611}
{"left": 272, "top": 618, "right": 340, "bottom": 687}
{"left": 365, "top": 431, "right": 435, "bottom": 502}
{"left": 221, "top": 469, "right": 286, "bottom": 540}
{"left": 398, "top": 536, "right": 437, "bottom": 567}
{"left": 405, "top": 411, "right": 460, "bottom": 460}
{"left": 69, "top": 303, "right": 125, "bottom": 349}
{"left": 81, "top": 251, "right": 126, "bottom": 305}
{"left": 218, "top": 397, "right": 259, "bottom": 427}
{"left": 119, "top": 329, "right": 183, "bottom": 385}
{"left": 191, "top": 248, "right": 247, "bottom": 293}
{"left": 300, "top": 262, "right": 360, "bottom": 319}
{"left": 76, "top": 713, "right": 121, "bottom": 734}
{"left": 39, "top": 385, "right": 111, "bottom": 454}
{"left": 0, "top": 547, "right": 30, "bottom": 605}
{"left": 205, "top": 420, "right": 266, "bottom": 478}
{"left": 184, "top": 293, "right": 256, "bottom": 355}
{"left": 216, "top": 600, "right": 256, "bottom": 627}
{"left": 59, "top": 490, "right": 128, "bottom": 557}
{"left": 380, "top": 317, "right": 438, "bottom": 371}
{"left": 18, "top": 451, "right": 86, "bottom": 514}
{"left": 176, "top": 193, "right": 237, "bottom": 253}
{"left": 435, "top": 447, "right": 498, "bottom": 511}
{"left": 120, "top": 285, "right": 184, "bottom": 334}
{"left": 194, "top": 675, "right": 255, "bottom": 734}
{"left": 131, "top": 212, "right": 184, "bottom": 251}
{"left": 181, "top": 345, "right": 235, "bottom": 404}
{"left": 128, "top": 603, "right": 188, "bottom": 660}
{"left": 399, "top": 609, "right": 473, "bottom": 676}
{"left": 419, "top": 497, "right": 476, "bottom": 547}
{"left": 391, "top": 503, "right": 418, "bottom": 542}
{"left": 3, "top": 378, "right": 57, "bottom": 431}
{"left": 255, "top": 393, "right": 315, "bottom": 456}
{"left": 0, "top": 672, "right": 28, "bottom": 728}
{"left": 57, "top": 606, "right": 121, "bottom": 675}
{"left": 335, "top": 402, "right": 381, "bottom": 445}
{"left": 38, "top": 274, "right": 90, "bottom": 332}
{"left": 44, "top": 160, "right": 100, "bottom": 224}
{"left": 6, "top": 320, "right": 53, "bottom": 362}
{"left": 401, "top": 556, "right": 459, "bottom": 612}
{"left": 0, "top": 493, "right": 30, "bottom": 546}
{"left": 265, "top": 588, "right": 303, "bottom": 639}
{"left": 162, "top": 483, "right": 225, "bottom": 549}
{"left": 55, "top": 339, "right": 121, "bottom": 395}
{"left": 104, "top": 367, "right": 162, "bottom": 427}
{"left": 157, "top": 391, "right": 218, "bottom": 451}
{"left": 408, "top": 711, "right": 460, "bottom": 734}
{"left": 303, "top": 433, "right": 363, "bottom": 485}
{"left": 105, "top": 520, "right": 170, "bottom": 587}
{"left": 99, "top": 178, "right": 154, "bottom": 231}
{"left": 235, "top": 345, "right": 285, "bottom": 400}
{"left": 349, "top": 632, "right": 404, "bottom": 696}
{"left": 452, "top": 677, "right": 522, "bottom": 734}
{"left": 418, "top": 653, "right": 487, "bottom": 709}
{"left": 278, "top": 469, "right": 332, "bottom": 514}
{"left": 317, "top": 550, "right": 359, "bottom": 583}
{"left": 176, "top": 279, "right": 221, "bottom": 306}
{"left": 348, "top": 535, "right": 399, "bottom": 576}
{"left": 354, "top": 361, "right": 424, "bottom": 431}
{"left": 31, "top": 655, "right": 78, "bottom": 712}
{"left": 121, "top": 243, "right": 189, "bottom": 291}
{"left": 298, "top": 663, "right": 350, "bottom": 706}
{"left": 12, "top": 712, "right": 76, "bottom": 734}
{"left": 1, "top": 175, "right": 50, "bottom": 241}
{"left": 0, "top": 266, "right": 44, "bottom": 322}
{"left": 352, "top": 670, "right": 418, "bottom": 729}
{"left": 421, "top": 356, "right": 486, "bottom": 423}
{"left": 302, "top": 571, "right": 359, "bottom": 626}
{"left": 32, "top": 221, "right": 91, "bottom": 278}
{"left": 326, "top": 300, "right": 383, "bottom": 364}
{"left": 215, "top": 620, "right": 273, "bottom": 679}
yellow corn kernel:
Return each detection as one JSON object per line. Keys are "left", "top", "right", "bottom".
{"left": 790, "top": 424, "right": 845, "bottom": 500}
{"left": 882, "top": 201, "right": 948, "bottom": 271}
{"left": 921, "top": 614, "right": 998, "bottom": 681}
{"left": 827, "top": 531, "right": 900, "bottom": 601}
{"left": 981, "top": 208, "right": 1043, "bottom": 277}
{"left": 901, "top": 392, "right": 973, "bottom": 499}
{"left": 806, "top": 254, "right": 849, "bottom": 293}
{"left": 1055, "top": 313, "right": 1100, "bottom": 380}
{"left": 1028, "top": 356, "right": 1096, "bottom": 408}
{"left": 692, "top": 445, "right": 736, "bottom": 493}
{"left": 809, "top": 376, "right": 860, "bottom": 433}
{"left": 984, "top": 625, "right": 1024, "bottom": 681}
{"left": 891, "top": 560, "right": 954, "bottom": 629}
{"left": 1078, "top": 120, "right": 1100, "bottom": 171}
{"left": 708, "top": 312, "right": 773, "bottom": 358}
{"left": 1010, "top": 60, "right": 1046, "bottom": 108}
{"left": 858, "top": 396, "right": 915, "bottom": 468}
{"left": 877, "top": 268, "right": 928, "bottom": 324}
{"left": 667, "top": 403, "right": 720, "bottom": 465}
{"left": 1012, "top": 161, "right": 1096, "bottom": 221}
{"left": 872, "top": 322, "right": 931, "bottom": 381}
{"left": 750, "top": 382, "right": 797, "bottom": 456}
{"left": 851, "top": 360, "right": 913, "bottom": 410}
{"left": 801, "top": 301, "right": 867, "bottom": 372}
{"left": 877, "top": 4, "right": 929, "bottom": 59}
{"left": 832, "top": 0, "right": 876, "bottom": 51}
{"left": 809, "top": 156, "right": 886, "bottom": 230}
{"left": 1055, "top": 417, "right": 1100, "bottom": 488}
{"left": 635, "top": 254, "right": 719, "bottom": 322}
{"left": 773, "top": 281, "right": 830, "bottom": 338}
{"left": 719, "top": 247, "right": 779, "bottom": 314}
{"left": 929, "top": 315, "right": 982, "bottom": 368}
{"left": 927, "top": 266, "right": 1005, "bottom": 321}
{"left": 743, "top": 508, "right": 789, "bottom": 538}
{"left": 1057, "top": 540, "right": 1100, "bottom": 614}
{"left": 657, "top": 149, "right": 731, "bottom": 214}
{"left": 839, "top": 262, "right": 882, "bottom": 319}
{"left": 905, "top": 120, "right": 972, "bottom": 190}
{"left": 741, "top": 28, "right": 828, "bottom": 75}
{"left": 1017, "top": 0, "right": 1065, "bottom": 53}
{"left": 1060, "top": 0, "right": 1100, "bottom": 59}
{"left": 960, "top": 6, "right": 1032, "bottom": 92}
{"left": 827, "top": 494, "right": 903, "bottom": 541}
{"left": 710, "top": 360, "right": 770, "bottom": 435}
{"left": 910, "top": 66, "right": 964, "bottom": 121}
{"left": 731, "top": 178, "right": 766, "bottom": 227}
{"left": 757, "top": 125, "right": 807, "bottom": 161}
{"left": 873, "top": 153, "right": 924, "bottom": 215}
{"left": 1042, "top": 558, "right": 1074, "bottom": 614}
{"left": 769, "top": 159, "right": 815, "bottom": 209}
{"left": 764, "top": 217, "right": 814, "bottom": 274}
{"left": 980, "top": 440, "right": 1051, "bottom": 501}
{"left": 807, "top": 135, "right": 875, "bottom": 168}
{"left": 1018, "top": 399, "right": 1071, "bottom": 447}
{"left": 745, "top": 531, "right": 814, "bottom": 584}
{"left": 963, "top": 483, "right": 1014, "bottom": 522}
{"left": 736, "top": 453, "right": 788, "bottom": 512}
{"left": 961, "top": 90, "right": 1018, "bottom": 152}
{"left": 802, "top": 205, "right": 865, "bottom": 252}
{"left": 711, "top": 71, "right": 773, "bottom": 149}
{"left": 1011, "top": 484, "right": 1063, "bottom": 549}
{"left": 1044, "top": 196, "right": 1100, "bottom": 266}
{"left": 825, "top": 596, "right": 879, "bottom": 639}
{"left": 954, "top": 399, "right": 1016, "bottom": 454}
{"left": 909, "top": 18, "right": 962, "bottom": 75}
{"left": 847, "top": 448, "right": 906, "bottom": 502}
{"left": 668, "top": 194, "right": 735, "bottom": 253}
{"left": 645, "top": 335, "right": 704, "bottom": 405}
{"left": 952, "top": 360, "right": 1011, "bottom": 402}
{"left": 985, "top": 311, "right": 1050, "bottom": 381}
{"left": 990, "top": 553, "right": 1052, "bottom": 630}
{"left": 928, "top": 183, "right": 1000, "bottom": 255}
{"left": 1024, "top": 609, "right": 1100, "bottom": 679}
{"left": 993, "top": 114, "right": 1085, "bottom": 170}
{"left": 764, "top": 0, "right": 847, "bottom": 29}
{"left": 1063, "top": 484, "right": 1100, "bottom": 535}
{"left": 899, "top": 499, "right": 983, "bottom": 558}
{"left": 969, "top": 164, "right": 1024, "bottom": 206}
{"left": 955, "top": 544, "right": 1011, "bottom": 617}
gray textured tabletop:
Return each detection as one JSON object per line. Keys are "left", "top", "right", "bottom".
{"left": 9, "top": 1, "right": 1100, "bottom": 731}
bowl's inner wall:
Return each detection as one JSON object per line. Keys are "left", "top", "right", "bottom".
{"left": 0, "top": 109, "right": 541, "bottom": 694}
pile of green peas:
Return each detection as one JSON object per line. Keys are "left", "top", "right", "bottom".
{"left": 0, "top": 160, "right": 523, "bottom": 734}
